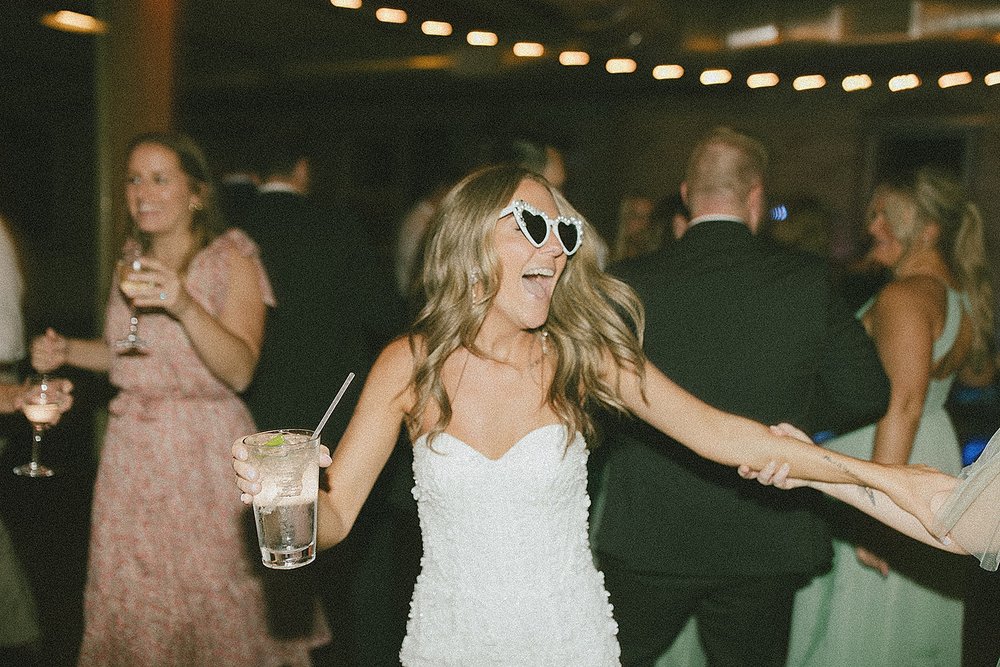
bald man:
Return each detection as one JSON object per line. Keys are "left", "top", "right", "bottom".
{"left": 594, "top": 127, "right": 891, "bottom": 666}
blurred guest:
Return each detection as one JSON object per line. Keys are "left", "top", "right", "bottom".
{"left": 492, "top": 137, "right": 568, "bottom": 191}
{"left": 763, "top": 196, "right": 832, "bottom": 259}
{"left": 0, "top": 215, "right": 23, "bottom": 384}
{"left": 395, "top": 180, "right": 453, "bottom": 300}
{"left": 787, "top": 166, "right": 995, "bottom": 666}
{"left": 217, "top": 168, "right": 260, "bottom": 230}
{"left": 243, "top": 129, "right": 410, "bottom": 666}
{"left": 594, "top": 127, "right": 891, "bottom": 666}
{"left": 0, "top": 212, "right": 40, "bottom": 665}
{"left": 652, "top": 191, "right": 691, "bottom": 243}
{"left": 610, "top": 194, "right": 660, "bottom": 262}
{"left": 30, "top": 131, "right": 323, "bottom": 666}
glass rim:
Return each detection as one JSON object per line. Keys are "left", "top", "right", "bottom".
{"left": 240, "top": 428, "right": 319, "bottom": 451}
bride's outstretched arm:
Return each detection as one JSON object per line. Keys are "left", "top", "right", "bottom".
{"left": 617, "top": 359, "right": 946, "bottom": 535}
{"left": 737, "top": 428, "right": 965, "bottom": 555}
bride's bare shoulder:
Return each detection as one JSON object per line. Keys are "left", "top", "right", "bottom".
{"left": 374, "top": 335, "right": 420, "bottom": 375}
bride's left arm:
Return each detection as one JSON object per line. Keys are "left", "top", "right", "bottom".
{"left": 739, "top": 423, "right": 966, "bottom": 554}
{"left": 616, "top": 359, "right": 944, "bottom": 534}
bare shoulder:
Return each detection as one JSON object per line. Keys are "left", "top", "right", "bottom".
{"left": 376, "top": 335, "right": 418, "bottom": 372}
{"left": 368, "top": 335, "right": 418, "bottom": 400}
{"left": 873, "top": 277, "right": 943, "bottom": 321}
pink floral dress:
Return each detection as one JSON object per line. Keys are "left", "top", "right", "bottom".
{"left": 78, "top": 229, "right": 328, "bottom": 666}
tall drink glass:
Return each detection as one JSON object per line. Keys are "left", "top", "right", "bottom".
{"left": 241, "top": 429, "right": 320, "bottom": 569}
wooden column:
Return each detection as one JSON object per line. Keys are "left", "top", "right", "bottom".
{"left": 94, "top": 0, "right": 178, "bottom": 307}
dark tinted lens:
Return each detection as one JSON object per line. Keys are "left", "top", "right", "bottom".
{"left": 520, "top": 210, "right": 549, "bottom": 246}
{"left": 557, "top": 221, "right": 580, "bottom": 253}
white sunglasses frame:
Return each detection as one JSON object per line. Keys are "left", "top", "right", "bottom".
{"left": 497, "top": 199, "right": 584, "bottom": 256}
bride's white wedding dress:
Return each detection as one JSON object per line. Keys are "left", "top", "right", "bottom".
{"left": 399, "top": 424, "right": 621, "bottom": 666}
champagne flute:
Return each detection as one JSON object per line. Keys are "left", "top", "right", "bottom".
{"left": 114, "top": 248, "right": 152, "bottom": 355}
{"left": 14, "top": 374, "right": 69, "bottom": 478}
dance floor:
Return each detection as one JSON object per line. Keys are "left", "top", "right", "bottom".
{"left": 1, "top": 372, "right": 997, "bottom": 666}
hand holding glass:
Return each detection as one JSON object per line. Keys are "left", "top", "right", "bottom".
{"left": 114, "top": 250, "right": 153, "bottom": 355}
{"left": 14, "top": 375, "right": 71, "bottom": 477}
{"left": 239, "top": 429, "right": 320, "bottom": 569}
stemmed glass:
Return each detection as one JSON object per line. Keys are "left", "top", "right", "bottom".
{"left": 14, "top": 374, "right": 70, "bottom": 478}
{"left": 114, "top": 248, "right": 152, "bottom": 355}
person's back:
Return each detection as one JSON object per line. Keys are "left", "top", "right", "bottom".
{"left": 594, "top": 127, "right": 890, "bottom": 667}
{"left": 241, "top": 140, "right": 411, "bottom": 665}
{"left": 245, "top": 189, "right": 399, "bottom": 435}
{"left": 599, "top": 227, "right": 883, "bottom": 572}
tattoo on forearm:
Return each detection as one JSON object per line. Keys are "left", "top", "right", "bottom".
{"left": 822, "top": 454, "right": 866, "bottom": 485}
{"left": 822, "top": 454, "right": 876, "bottom": 505}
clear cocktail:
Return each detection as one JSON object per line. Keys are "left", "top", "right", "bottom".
{"left": 241, "top": 429, "right": 320, "bottom": 569}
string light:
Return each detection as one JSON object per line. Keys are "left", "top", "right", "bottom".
{"left": 467, "top": 31, "right": 498, "bottom": 47}
{"left": 652, "top": 65, "right": 684, "bottom": 80}
{"left": 842, "top": 74, "right": 873, "bottom": 91}
{"left": 747, "top": 72, "right": 779, "bottom": 88}
{"left": 421, "top": 20, "right": 452, "bottom": 37}
{"left": 888, "top": 73, "right": 921, "bottom": 91}
{"left": 793, "top": 74, "right": 826, "bottom": 90}
{"left": 375, "top": 8, "right": 406, "bottom": 24}
{"left": 559, "top": 51, "right": 590, "bottom": 66}
{"left": 938, "top": 71, "right": 972, "bottom": 88}
{"left": 700, "top": 69, "right": 733, "bottom": 85}
{"left": 320, "top": 3, "right": 1000, "bottom": 93}
{"left": 40, "top": 10, "right": 107, "bottom": 34}
{"left": 606, "top": 58, "right": 637, "bottom": 74}
{"left": 512, "top": 42, "right": 544, "bottom": 57}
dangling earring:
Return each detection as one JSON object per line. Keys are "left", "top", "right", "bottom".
{"left": 540, "top": 330, "right": 549, "bottom": 355}
{"left": 189, "top": 200, "right": 204, "bottom": 212}
{"left": 469, "top": 269, "right": 483, "bottom": 306}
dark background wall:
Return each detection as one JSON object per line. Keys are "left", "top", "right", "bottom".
{"left": 1, "top": 5, "right": 999, "bottom": 665}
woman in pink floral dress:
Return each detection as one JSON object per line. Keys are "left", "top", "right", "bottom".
{"left": 32, "top": 132, "right": 327, "bottom": 666}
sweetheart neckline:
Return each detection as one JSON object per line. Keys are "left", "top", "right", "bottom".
{"left": 414, "top": 423, "right": 570, "bottom": 462}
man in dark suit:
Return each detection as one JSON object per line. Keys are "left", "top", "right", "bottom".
{"left": 593, "top": 127, "right": 891, "bottom": 666}
{"left": 242, "top": 133, "right": 416, "bottom": 666}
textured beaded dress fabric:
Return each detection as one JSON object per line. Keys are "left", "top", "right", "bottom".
{"left": 399, "top": 424, "right": 621, "bottom": 666}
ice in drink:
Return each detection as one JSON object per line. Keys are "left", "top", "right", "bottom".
{"left": 243, "top": 429, "right": 320, "bottom": 569}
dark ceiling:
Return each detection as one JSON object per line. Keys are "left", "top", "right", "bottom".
{"left": 5, "top": 1, "right": 1000, "bottom": 103}
{"left": 176, "top": 0, "right": 1000, "bottom": 99}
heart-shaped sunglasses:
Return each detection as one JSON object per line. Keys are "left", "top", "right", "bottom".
{"left": 498, "top": 200, "right": 584, "bottom": 256}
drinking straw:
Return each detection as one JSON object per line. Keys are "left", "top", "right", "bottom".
{"left": 314, "top": 372, "right": 356, "bottom": 441}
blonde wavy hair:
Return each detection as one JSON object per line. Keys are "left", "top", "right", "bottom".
{"left": 407, "top": 164, "right": 646, "bottom": 446}
{"left": 880, "top": 166, "right": 995, "bottom": 372}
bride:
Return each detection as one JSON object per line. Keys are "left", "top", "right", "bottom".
{"left": 234, "top": 164, "right": 990, "bottom": 666}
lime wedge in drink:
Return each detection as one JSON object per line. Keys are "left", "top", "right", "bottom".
{"left": 264, "top": 434, "right": 286, "bottom": 447}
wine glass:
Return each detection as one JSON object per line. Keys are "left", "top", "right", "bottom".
{"left": 14, "top": 375, "right": 70, "bottom": 478}
{"left": 114, "top": 248, "right": 152, "bottom": 355}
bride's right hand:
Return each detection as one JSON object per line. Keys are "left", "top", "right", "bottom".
{"left": 231, "top": 441, "right": 333, "bottom": 504}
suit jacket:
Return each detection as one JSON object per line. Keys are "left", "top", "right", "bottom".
{"left": 242, "top": 191, "right": 403, "bottom": 444}
{"left": 593, "top": 219, "right": 890, "bottom": 577}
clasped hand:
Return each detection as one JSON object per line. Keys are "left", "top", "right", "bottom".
{"left": 737, "top": 423, "right": 811, "bottom": 489}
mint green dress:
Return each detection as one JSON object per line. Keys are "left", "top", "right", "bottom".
{"left": 786, "top": 288, "right": 968, "bottom": 666}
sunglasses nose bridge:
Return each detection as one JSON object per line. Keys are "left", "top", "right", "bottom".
{"left": 538, "top": 220, "right": 566, "bottom": 255}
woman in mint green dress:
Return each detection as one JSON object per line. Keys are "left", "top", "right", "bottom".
{"left": 787, "top": 167, "right": 995, "bottom": 666}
